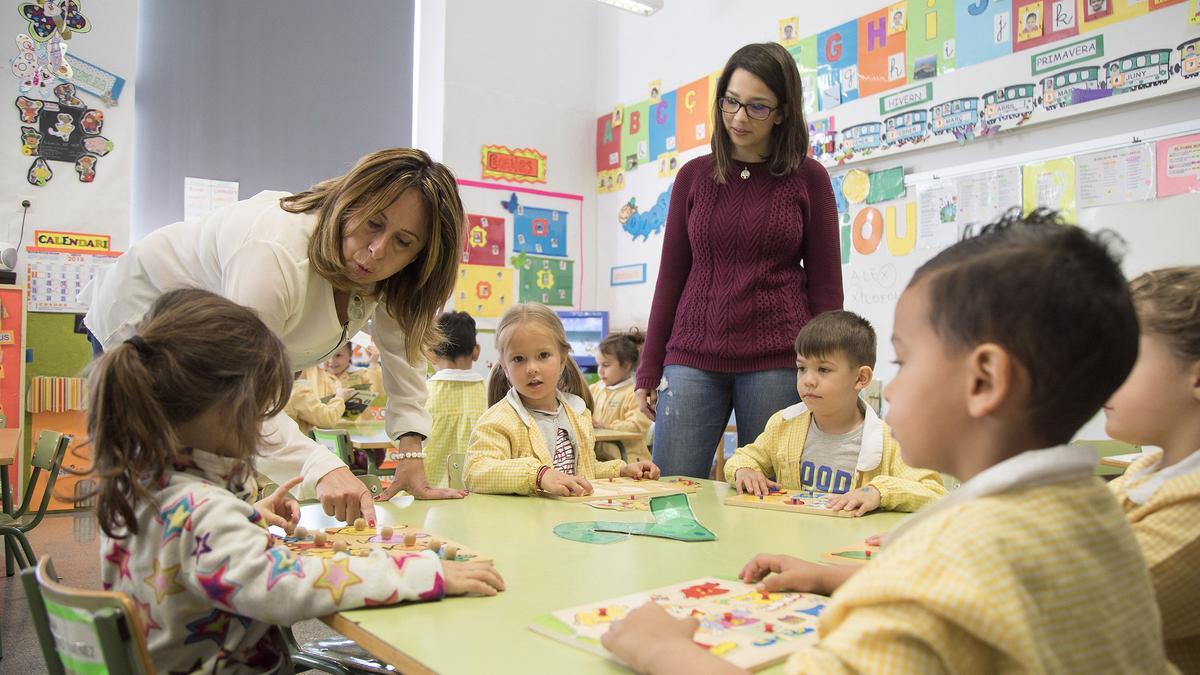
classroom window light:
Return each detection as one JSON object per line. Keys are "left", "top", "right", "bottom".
{"left": 593, "top": 0, "right": 663, "bottom": 16}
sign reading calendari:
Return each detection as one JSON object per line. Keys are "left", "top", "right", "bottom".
{"left": 25, "top": 247, "right": 121, "bottom": 313}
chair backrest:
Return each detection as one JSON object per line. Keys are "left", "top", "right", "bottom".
{"left": 357, "top": 474, "right": 382, "bottom": 495}
{"left": 447, "top": 453, "right": 467, "bottom": 489}
{"left": 309, "top": 428, "right": 352, "bottom": 464}
{"left": 21, "top": 555, "right": 154, "bottom": 675}
{"left": 13, "top": 430, "right": 71, "bottom": 521}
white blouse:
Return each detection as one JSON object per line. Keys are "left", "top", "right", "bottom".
{"left": 81, "top": 191, "right": 431, "bottom": 496}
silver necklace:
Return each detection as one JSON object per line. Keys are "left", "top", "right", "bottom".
{"left": 740, "top": 167, "right": 750, "bottom": 180}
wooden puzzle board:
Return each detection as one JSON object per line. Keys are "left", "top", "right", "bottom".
{"left": 549, "top": 476, "right": 699, "bottom": 503}
{"left": 530, "top": 576, "right": 828, "bottom": 671}
{"left": 580, "top": 477, "right": 702, "bottom": 510}
{"left": 820, "top": 544, "right": 881, "bottom": 566}
{"left": 723, "top": 489, "right": 854, "bottom": 518}
{"left": 278, "top": 523, "right": 493, "bottom": 564}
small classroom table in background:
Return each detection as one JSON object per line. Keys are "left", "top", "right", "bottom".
{"left": 300, "top": 478, "right": 907, "bottom": 674}
{"left": 593, "top": 428, "right": 645, "bottom": 462}
{"left": 1099, "top": 452, "right": 1143, "bottom": 471}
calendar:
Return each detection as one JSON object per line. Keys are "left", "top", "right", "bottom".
{"left": 25, "top": 249, "right": 120, "bottom": 313}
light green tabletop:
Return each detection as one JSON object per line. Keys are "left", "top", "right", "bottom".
{"left": 299, "top": 479, "right": 908, "bottom": 674}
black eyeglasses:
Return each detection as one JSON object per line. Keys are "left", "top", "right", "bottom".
{"left": 718, "top": 96, "right": 778, "bottom": 120}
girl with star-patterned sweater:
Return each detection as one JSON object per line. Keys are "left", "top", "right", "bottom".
{"left": 92, "top": 289, "right": 504, "bottom": 674}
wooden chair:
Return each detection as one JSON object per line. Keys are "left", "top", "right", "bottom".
{"left": 310, "top": 428, "right": 386, "bottom": 477}
{"left": 2, "top": 430, "right": 70, "bottom": 577}
{"left": 21, "top": 555, "right": 154, "bottom": 674}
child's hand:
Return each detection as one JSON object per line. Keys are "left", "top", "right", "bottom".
{"left": 593, "top": 420, "right": 608, "bottom": 429}
{"left": 621, "top": 460, "right": 661, "bottom": 480}
{"left": 734, "top": 468, "right": 779, "bottom": 497}
{"left": 601, "top": 601, "right": 699, "bottom": 674}
{"left": 366, "top": 345, "right": 380, "bottom": 364}
{"left": 827, "top": 486, "right": 881, "bottom": 516}
{"left": 255, "top": 476, "right": 303, "bottom": 532}
{"left": 442, "top": 560, "right": 505, "bottom": 597}
{"left": 739, "top": 554, "right": 838, "bottom": 595}
{"left": 865, "top": 531, "right": 887, "bottom": 547}
{"left": 539, "top": 470, "right": 593, "bottom": 497}
{"left": 335, "top": 387, "right": 356, "bottom": 401}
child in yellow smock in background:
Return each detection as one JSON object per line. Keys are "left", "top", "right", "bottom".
{"left": 379, "top": 311, "right": 486, "bottom": 498}
{"left": 304, "top": 341, "right": 384, "bottom": 399}
{"left": 590, "top": 329, "right": 653, "bottom": 463}
{"left": 601, "top": 211, "right": 1173, "bottom": 674}
{"left": 1104, "top": 265, "right": 1200, "bottom": 671}
{"left": 465, "top": 303, "right": 659, "bottom": 496}
{"left": 283, "top": 372, "right": 353, "bottom": 436}
{"left": 724, "top": 310, "right": 946, "bottom": 515}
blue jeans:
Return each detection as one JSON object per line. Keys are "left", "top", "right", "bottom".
{"left": 651, "top": 365, "right": 799, "bottom": 478}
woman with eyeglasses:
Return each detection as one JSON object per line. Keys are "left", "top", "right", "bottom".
{"left": 636, "top": 42, "right": 843, "bottom": 479}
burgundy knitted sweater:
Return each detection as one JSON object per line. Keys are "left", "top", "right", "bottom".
{"left": 636, "top": 154, "right": 843, "bottom": 390}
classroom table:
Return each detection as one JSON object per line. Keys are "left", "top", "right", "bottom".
{"left": 337, "top": 419, "right": 393, "bottom": 450}
{"left": 298, "top": 478, "right": 907, "bottom": 674}
{"left": 0, "top": 428, "right": 20, "bottom": 517}
{"left": 593, "top": 428, "right": 644, "bottom": 462}
{"left": 1099, "top": 452, "right": 1143, "bottom": 471}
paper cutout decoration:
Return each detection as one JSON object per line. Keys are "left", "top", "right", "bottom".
{"left": 11, "top": 33, "right": 53, "bottom": 96}
{"left": 620, "top": 101, "right": 650, "bottom": 169}
{"left": 789, "top": 36, "right": 821, "bottom": 118}
{"left": 955, "top": 0, "right": 1013, "bottom": 68}
{"left": 462, "top": 213, "right": 505, "bottom": 266}
{"left": 454, "top": 265, "right": 513, "bottom": 318}
{"left": 1156, "top": 132, "right": 1200, "bottom": 197}
{"left": 905, "top": 0, "right": 956, "bottom": 79}
{"left": 858, "top": 5, "right": 907, "bottom": 97}
{"left": 1191, "top": 0, "right": 1200, "bottom": 24}
{"left": 611, "top": 104, "right": 624, "bottom": 128}
{"left": 516, "top": 255, "right": 574, "bottom": 306}
{"left": 866, "top": 166, "right": 907, "bottom": 203}
{"left": 818, "top": 19, "right": 860, "bottom": 105}
{"left": 19, "top": 0, "right": 90, "bottom": 42}
{"left": 674, "top": 75, "right": 711, "bottom": 153}
{"left": 480, "top": 145, "right": 547, "bottom": 183}
{"left": 1022, "top": 157, "right": 1077, "bottom": 222}
{"left": 1013, "top": 0, "right": 1078, "bottom": 52}
{"left": 62, "top": 52, "right": 126, "bottom": 104}
{"left": 842, "top": 169, "right": 871, "bottom": 203}
{"left": 502, "top": 193, "right": 568, "bottom": 258}
{"left": 648, "top": 80, "right": 662, "bottom": 102}
{"left": 13, "top": 83, "right": 111, "bottom": 185}
{"left": 595, "top": 114, "right": 621, "bottom": 172}
{"left": 779, "top": 17, "right": 800, "bottom": 45}
{"left": 619, "top": 184, "right": 673, "bottom": 241}
{"left": 648, "top": 91, "right": 677, "bottom": 161}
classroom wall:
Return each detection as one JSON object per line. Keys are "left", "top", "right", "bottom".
{"left": 0, "top": 0, "right": 138, "bottom": 261}
{"left": 132, "top": 0, "right": 416, "bottom": 240}
{"left": 592, "top": 0, "right": 1200, "bottom": 442}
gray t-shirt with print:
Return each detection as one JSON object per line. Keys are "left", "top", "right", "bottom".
{"left": 800, "top": 421, "right": 862, "bottom": 494}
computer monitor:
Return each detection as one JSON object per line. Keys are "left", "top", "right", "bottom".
{"left": 556, "top": 310, "right": 608, "bottom": 369}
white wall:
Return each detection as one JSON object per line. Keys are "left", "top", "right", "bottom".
{"left": 1, "top": 0, "right": 138, "bottom": 264}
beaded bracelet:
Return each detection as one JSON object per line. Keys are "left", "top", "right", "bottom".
{"left": 536, "top": 465, "right": 551, "bottom": 490}
{"left": 396, "top": 451, "right": 427, "bottom": 460}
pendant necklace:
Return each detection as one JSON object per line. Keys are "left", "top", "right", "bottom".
{"left": 740, "top": 167, "right": 750, "bottom": 180}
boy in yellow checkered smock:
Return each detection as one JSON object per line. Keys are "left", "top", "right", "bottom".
{"left": 283, "top": 374, "right": 346, "bottom": 436}
{"left": 724, "top": 310, "right": 945, "bottom": 515}
{"left": 304, "top": 341, "right": 384, "bottom": 400}
{"left": 1104, "top": 266, "right": 1200, "bottom": 671}
{"left": 601, "top": 212, "right": 1175, "bottom": 674}
{"left": 590, "top": 330, "right": 653, "bottom": 463}
{"left": 464, "top": 303, "right": 659, "bottom": 496}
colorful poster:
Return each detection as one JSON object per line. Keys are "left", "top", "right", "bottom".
{"left": 1156, "top": 133, "right": 1200, "bottom": 197}
{"left": 956, "top": 0, "right": 1014, "bottom": 67}
{"left": 956, "top": 167, "right": 1023, "bottom": 228}
{"left": 858, "top": 6, "right": 907, "bottom": 96}
{"left": 1190, "top": 0, "right": 1200, "bottom": 22}
{"left": 595, "top": 114, "right": 620, "bottom": 172}
{"left": 916, "top": 182, "right": 960, "bottom": 250}
{"left": 1147, "top": 0, "right": 1187, "bottom": 8}
{"left": 818, "top": 19, "right": 860, "bottom": 104}
{"left": 462, "top": 213, "right": 506, "bottom": 266}
{"left": 648, "top": 91, "right": 677, "bottom": 161}
{"left": 517, "top": 255, "right": 574, "bottom": 306}
{"left": 454, "top": 265, "right": 513, "bottom": 318}
{"left": 675, "top": 76, "right": 711, "bottom": 153}
{"left": 480, "top": 145, "right": 547, "bottom": 183}
{"left": 779, "top": 17, "right": 800, "bottom": 45}
{"left": 1078, "top": 0, "right": 1147, "bottom": 32}
{"left": 906, "top": 0, "right": 957, "bottom": 80}
{"left": 504, "top": 193, "right": 568, "bottom": 258}
{"left": 1075, "top": 144, "right": 1155, "bottom": 208}
{"left": 789, "top": 36, "right": 820, "bottom": 118}
{"left": 1014, "top": 0, "right": 1078, "bottom": 52}
{"left": 620, "top": 101, "right": 651, "bottom": 169}
{"left": 25, "top": 248, "right": 120, "bottom": 313}
{"left": 1022, "top": 157, "right": 1077, "bottom": 221}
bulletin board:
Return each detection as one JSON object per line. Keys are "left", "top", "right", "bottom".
{"left": 0, "top": 285, "right": 26, "bottom": 496}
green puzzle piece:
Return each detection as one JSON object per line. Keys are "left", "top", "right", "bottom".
{"left": 555, "top": 494, "right": 717, "bottom": 544}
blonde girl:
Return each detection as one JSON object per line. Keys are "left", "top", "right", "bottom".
{"left": 590, "top": 330, "right": 653, "bottom": 462}
{"left": 465, "top": 304, "right": 659, "bottom": 496}
{"left": 92, "top": 289, "right": 503, "bottom": 674}
{"left": 1104, "top": 265, "right": 1200, "bottom": 669}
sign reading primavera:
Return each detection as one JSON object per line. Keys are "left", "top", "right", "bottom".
{"left": 1031, "top": 36, "right": 1104, "bottom": 76}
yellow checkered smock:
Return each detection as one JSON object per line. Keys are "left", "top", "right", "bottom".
{"left": 1110, "top": 449, "right": 1200, "bottom": 671}
{"left": 723, "top": 402, "right": 945, "bottom": 512}
{"left": 787, "top": 461, "right": 1172, "bottom": 673}
{"left": 464, "top": 389, "right": 624, "bottom": 495}
{"left": 422, "top": 370, "right": 487, "bottom": 488}
{"left": 589, "top": 379, "right": 652, "bottom": 462}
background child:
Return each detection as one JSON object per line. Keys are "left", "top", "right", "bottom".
{"left": 465, "top": 303, "right": 659, "bottom": 496}
{"left": 601, "top": 211, "right": 1170, "bottom": 673}
{"left": 724, "top": 310, "right": 946, "bottom": 515}
{"left": 91, "top": 289, "right": 504, "bottom": 673}
{"left": 306, "top": 341, "right": 384, "bottom": 399}
{"left": 283, "top": 372, "right": 351, "bottom": 435}
{"left": 1104, "top": 265, "right": 1200, "bottom": 670}
{"left": 590, "top": 329, "right": 653, "bottom": 463}
{"left": 379, "top": 311, "right": 486, "bottom": 498}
